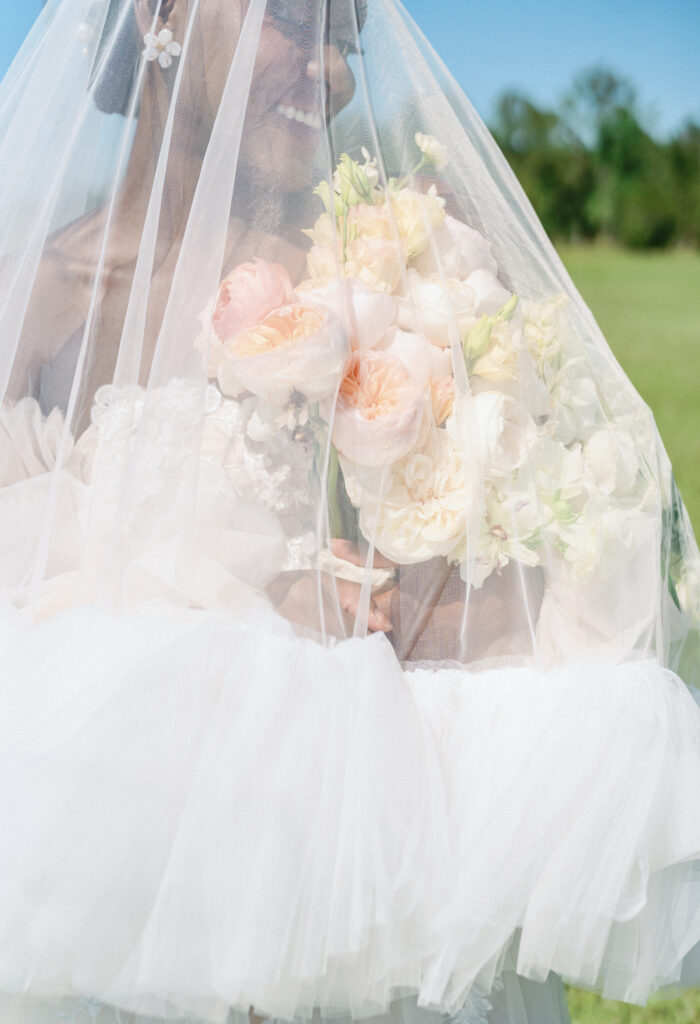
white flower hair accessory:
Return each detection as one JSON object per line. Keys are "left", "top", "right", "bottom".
{"left": 142, "top": 28, "right": 182, "bottom": 69}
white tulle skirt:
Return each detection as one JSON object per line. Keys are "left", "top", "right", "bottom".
{"left": 0, "top": 602, "right": 698, "bottom": 1024}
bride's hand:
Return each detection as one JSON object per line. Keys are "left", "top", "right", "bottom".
{"left": 330, "top": 539, "right": 397, "bottom": 634}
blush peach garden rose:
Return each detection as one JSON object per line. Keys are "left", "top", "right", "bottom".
{"left": 218, "top": 302, "right": 349, "bottom": 406}
{"left": 332, "top": 349, "right": 427, "bottom": 468}
{"left": 213, "top": 259, "right": 294, "bottom": 340}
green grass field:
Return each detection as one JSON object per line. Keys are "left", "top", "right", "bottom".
{"left": 554, "top": 245, "right": 700, "bottom": 1023}
{"left": 557, "top": 244, "right": 700, "bottom": 532}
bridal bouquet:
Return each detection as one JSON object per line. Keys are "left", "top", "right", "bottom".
{"left": 203, "top": 136, "right": 658, "bottom": 588}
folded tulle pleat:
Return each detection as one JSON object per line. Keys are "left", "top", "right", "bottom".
{"left": 0, "top": 606, "right": 698, "bottom": 1020}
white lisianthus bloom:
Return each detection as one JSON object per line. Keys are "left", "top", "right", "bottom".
{"left": 449, "top": 487, "right": 542, "bottom": 587}
{"left": 465, "top": 269, "right": 513, "bottom": 317}
{"left": 142, "top": 29, "right": 182, "bottom": 69}
{"left": 346, "top": 427, "right": 475, "bottom": 564}
{"left": 675, "top": 558, "right": 700, "bottom": 620}
{"left": 415, "top": 132, "right": 449, "bottom": 171}
{"left": 412, "top": 214, "right": 498, "bottom": 278}
{"left": 397, "top": 268, "right": 478, "bottom": 348}
{"left": 446, "top": 392, "right": 537, "bottom": 484}
{"left": 379, "top": 326, "right": 451, "bottom": 387}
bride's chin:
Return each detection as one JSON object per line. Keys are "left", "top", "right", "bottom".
{"left": 239, "top": 128, "right": 322, "bottom": 194}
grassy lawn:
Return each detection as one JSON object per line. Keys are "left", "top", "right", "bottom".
{"left": 557, "top": 244, "right": 700, "bottom": 532}
{"left": 555, "top": 245, "right": 700, "bottom": 1022}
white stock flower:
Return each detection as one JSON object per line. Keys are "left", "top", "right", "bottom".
{"left": 511, "top": 435, "right": 586, "bottom": 542}
{"left": 558, "top": 497, "right": 639, "bottom": 584}
{"left": 583, "top": 423, "right": 641, "bottom": 498}
{"left": 521, "top": 295, "right": 570, "bottom": 373}
{"left": 142, "top": 29, "right": 182, "bottom": 69}
{"left": 548, "top": 358, "right": 602, "bottom": 444}
{"left": 415, "top": 132, "right": 448, "bottom": 171}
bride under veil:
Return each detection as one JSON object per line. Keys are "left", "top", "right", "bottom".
{"left": 0, "top": 2, "right": 699, "bottom": 1024}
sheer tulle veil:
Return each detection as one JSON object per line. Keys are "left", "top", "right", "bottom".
{"left": 0, "top": 3, "right": 698, "bottom": 1024}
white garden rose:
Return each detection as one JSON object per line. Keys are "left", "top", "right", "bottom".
{"left": 397, "top": 268, "right": 478, "bottom": 348}
{"left": 412, "top": 213, "right": 498, "bottom": 278}
{"left": 347, "top": 427, "right": 476, "bottom": 565}
{"left": 296, "top": 278, "right": 396, "bottom": 351}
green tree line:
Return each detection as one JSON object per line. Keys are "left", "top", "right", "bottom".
{"left": 491, "top": 67, "right": 700, "bottom": 249}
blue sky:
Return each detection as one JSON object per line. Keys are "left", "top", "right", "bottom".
{"left": 1, "top": 0, "right": 698, "bottom": 137}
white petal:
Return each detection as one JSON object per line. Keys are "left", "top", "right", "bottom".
{"left": 158, "top": 51, "right": 173, "bottom": 69}
{"left": 166, "top": 41, "right": 182, "bottom": 57}
{"left": 143, "top": 47, "right": 158, "bottom": 62}
{"left": 157, "top": 29, "right": 173, "bottom": 45}
{"left": 143, "top": 32, "right": 158, "bottom": 47}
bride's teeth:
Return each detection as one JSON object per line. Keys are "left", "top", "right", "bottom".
{"left": 275, "top": 103, "right": 321, "bottom": 130}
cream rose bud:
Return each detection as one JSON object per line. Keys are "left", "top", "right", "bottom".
{"left": 296, "top": 278, "right": 396, "bottom": 351}
{"left": 212, "top": 258, "right": 295, "bottom": 342}
{"left": 465, "top": 269, "right": 512, "bottom": 317}
{"left": 388, "top": 187, "right": 446, "bottom": 260}
{"left": 332, "top": 350, "right": 427, "bottom": 467}
{"left": 220, "top": 302, "right": 349, "bottom": 406}
{"left": 398, "top": 268, "right": 477, "bottom": 348}
{"left": 412, "top": 213, "right": 498, "bottom": 279}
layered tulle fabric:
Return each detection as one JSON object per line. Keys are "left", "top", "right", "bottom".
{"left": 0, "top": 1, "right": 699, "bottom": 1023}
{"left": 0, "top": 605, "right": 699, "bottom": 1022}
